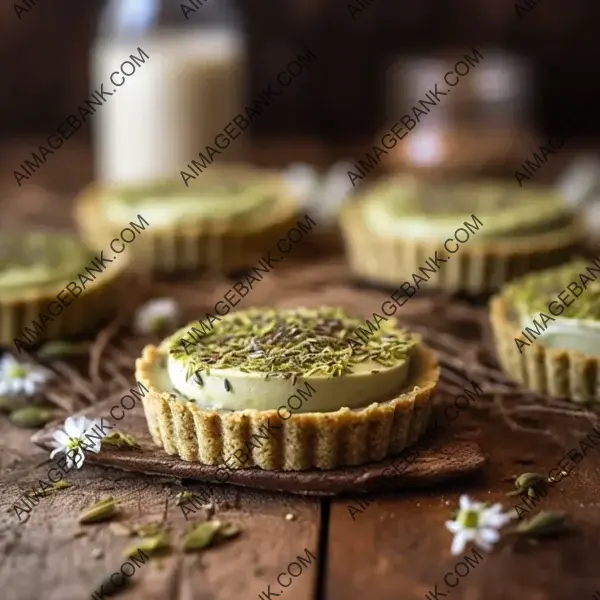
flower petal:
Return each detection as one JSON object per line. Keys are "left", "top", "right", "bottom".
{"left": 87, "top": 442, "right": 102, "bottom": 454}
{"left": 87, "top": 418, "right": 102, "bottom": 433}
{"left": 445, "top": 520, "right": 462, "bottom": 533}
{"left": 478, "top": 527, "right": 500, "bottom": 545}
{"left": 49, "top": 447, "right": 64, "bottom": 459}
{"left": 81, "top": 436, "right": 102, "bottom": 453}
{"left": 52, "top": 429, "right": 70, "bottom": 446}
{"left": 75, "top": 451, "right": 86, "bottom": 469}
{"left": 482, "top": 507, "right": 513, "bottom": 529}
{"left": 474, "top": 532, "right": 495, "bottom": 552}
{"left": 450, "top": 530, "right": 470, "bottom": 556}
{"left": 459, "top": 495, "right": 473, "bottom": 511}
{"left": 63, "top": 416, "right": 80, "bottom": 436}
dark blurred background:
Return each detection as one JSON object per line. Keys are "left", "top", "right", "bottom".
{"left": 2, "top": 0, "right": 598, "bottom": 140}
{"left": 1, "top": 0, "right": 599, "bottom": 218}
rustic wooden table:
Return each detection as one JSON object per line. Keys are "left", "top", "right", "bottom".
{"left": 1, "top": 141, "right": 600, "bottom": 600}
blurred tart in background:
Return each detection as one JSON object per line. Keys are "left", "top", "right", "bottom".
{"left": 341, "top": 176, "right": 581, "bottom": 293}
{"left": 75, "top": 164, "right": 300, "bottom": 274}
{"left": 490, "top": 258, "right": 600, "bottom": 403}
{"left": 0, "top": 231, "right": 127, "bottom": 352}
{"left": 135, "top": 306, "right": 439, "bottom": 470}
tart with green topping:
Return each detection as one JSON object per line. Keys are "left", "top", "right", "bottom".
{"left": 490, "top": 257, "right": 600, "bottom": 403}
{"left": 0, "top": 231, "right": 127, "bottom": 351}
{"left": 341, "top": 176, "right": 581, "bottom": 293}
{"left": 75, "top": 164, "right": 300, "bottom": 273}
{"left": 135, "top": 307, "right": 439, "bottom": 470}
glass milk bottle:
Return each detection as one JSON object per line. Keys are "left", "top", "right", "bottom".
{"left": 92, "top": 0, "right": 246, "bottom": 185}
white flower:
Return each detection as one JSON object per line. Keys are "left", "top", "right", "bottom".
{"left": 134, "top": 298, "right": 179, "bottom": 335}
{"left": 49, "top": 416, "right": 103, "bottom": 469}
{"left": 445, "top": 495, "right": 514, "bottom": 555}
{"left": 283, "top": 163, "right": 319, "bottom": 203}
{"left": 0, "top": 354, "right": 52, "bottom": 396}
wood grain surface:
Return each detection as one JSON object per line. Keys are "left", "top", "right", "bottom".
{"left": 2, "top": 142, "right": 600, "bottom": 600}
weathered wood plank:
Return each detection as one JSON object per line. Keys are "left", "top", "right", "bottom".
{"left": 1, "top": 446, "right": 321, "bottom": 600}
{"left": 326, "top": 394, "right": 600, "bottom": 600}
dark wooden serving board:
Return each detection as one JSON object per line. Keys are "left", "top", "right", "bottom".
{"left": 31, "top": 399, "right": 485, "bottom": 496}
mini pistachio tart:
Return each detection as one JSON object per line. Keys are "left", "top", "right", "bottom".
{"left": 75, "top": 164, "right": 300, "bottom": 274}
{"left": 0, "top": 230, "right": 127, "bottom": 349}
{"left": 341, "top": 176, "right": 581, "bottom": 293}
{"left": 490, "top": 259, "right": 600, "bottom": 403}
{"left": 135, "top": 307, "right": 439, "bottom": 471}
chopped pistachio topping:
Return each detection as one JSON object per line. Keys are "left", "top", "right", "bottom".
{"left": 167, "top": 307, "right": 416, "bottom": 379}
{"left": 504, "top": 259, "right": 600, "bottom": 320}
{"left": 363, "top": 177, "right": 571, "bottom": 240}
{"left": 371, "top": 177, "right": 564, "bottom": 217}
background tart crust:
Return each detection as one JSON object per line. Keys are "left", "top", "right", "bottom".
{"left": 341, "top": 202, "right": 582, "bottom": 293}
{"left": 0, "top": 252, "right": 129, "bottom": 349}
{"left": 490, "top": 294, "right": 600, "bottom": 403}
{"left": 135, "top": 343, "right": 440, "bottom": 471}
{"left": 75, "top": 182, "right": 300, "bottom": 274}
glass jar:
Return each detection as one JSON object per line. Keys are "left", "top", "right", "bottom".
{"left": 91, "top": 0, "right": 246, "bottom": 185}
{"left": 383, "top": 48, "right": 537, "bottom": 178}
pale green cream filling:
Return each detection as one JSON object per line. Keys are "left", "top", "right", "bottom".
{"left": 167, "top": 354, "right": 410, "bottom": 413}
{"left": 0, "top": 234, "right": 91, "bottom": 295}
{"left": 363, "top": 178, "right": 570, "bottom": 241}
{"left": 101, "top": 175, "right": 279, "bottom": 228}
{"left": 521, "top": 314, "right": 600, "bottom": 357}
{"left": 105, "top": 193, "right": 275, "bottom": 226}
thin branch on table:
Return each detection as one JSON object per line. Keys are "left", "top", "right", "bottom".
{"left": 89, "top": 316, "right": 123, "bottom": 387}
{"left": 101, "top": 358, "right": 134, "bottom": 389}
{"left": 50, "top": 363, "right": 97, "bottom": 405}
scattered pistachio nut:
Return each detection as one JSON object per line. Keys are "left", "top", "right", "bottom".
{"left": 109, "top": 522, "right": 133, "bottom": 537}
{"left": 52, "top": 480, "right": 72, "bottom": 490}
{"left": 183, "top": 521, "right": 241, "bottom": 552}
{"left": 514, "top": 472, "right": 548, "bottom": 491}
{"left": 515, "top": 511, "right": 569, "bottom": 538}
{"left": 79, "top": 497, "right": 119, "bottom": 524}
{"left": 175, "top": 491, "right": 197, "bottom": 506}
{"left": 9, "top": 406, "right": 53, "bottom": 428}
{"left": 27, "top": 480, "right": 72, "bottom": 498}
{"left": 123, "top": 533, "right": 170, "bottom": 559}
{"left": 217, "top": 523, "right": 241, "bottom": 540}
{"left": 0, "top": 395, "right": 26, "bottom": 414}
{"left": 38, "top": 340, "right": 88, "bottom": 358}
{"left": 134, "top": 522, "right": 165, "bottom": 537}
{"left": 101, "top": 432, "right": 141, "bottom": 450}
{"left": 183, "top": 521, "right": 223, "bottom": 552}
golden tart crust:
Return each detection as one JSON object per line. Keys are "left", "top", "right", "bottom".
{"left": 135, "top": 343, "right": 440, "bottom": 471}
{"left": 0, "top": 234, "right": 128, "bottom": 349}
{"left": 341, "top": 201, "right": 582, "bottom": 293}
{"left": 74, "top": 171, "right": 300, "bottom": 274}
{"left": 490, "top": 294, "right": 600, "bottom": 403}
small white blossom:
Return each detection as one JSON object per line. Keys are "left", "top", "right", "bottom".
{"left": 283, "top": 162, "right": 355, "bottom": 224}
{"left": 0, "top": 354, "right": 52, "bottom": 396}
{"left": 134, "top": 298, "right": 179, "bottom": 335}
{"left": 445, "top": 495, "right": 513, "bottom": 555}
{"left": 49, "top": 416, "right": 103, "bottom": 469}
{"left": 283, "top": 163, "right": 319, "bottom": 202}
